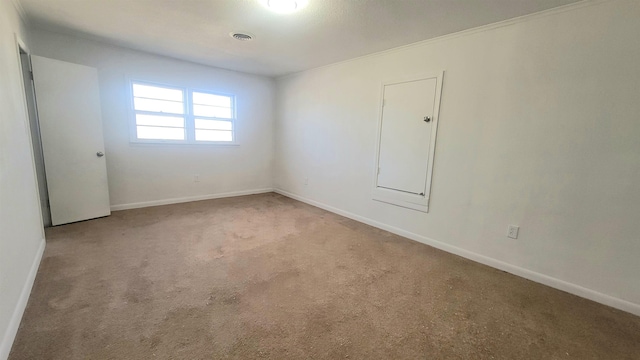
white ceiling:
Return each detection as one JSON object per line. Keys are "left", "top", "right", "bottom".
{"left": 19, "top": 0, "right": 581, "bottom": 77}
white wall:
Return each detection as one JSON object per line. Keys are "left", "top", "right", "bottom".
{"left": 0, "top": 1, "right": 46, "bottom": 358}
{"left": 30, "top": 29, "right": 276, "bottom": 209}
{"left": 275, "top": 0, "right": 640, "bottom": 314}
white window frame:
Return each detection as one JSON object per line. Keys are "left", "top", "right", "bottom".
{"left": 128, "top": 79, "right": 238, "bottom": 145}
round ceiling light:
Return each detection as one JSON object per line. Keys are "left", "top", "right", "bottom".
{"left": 264, "top": 0, "right": 308, "bottom": 13}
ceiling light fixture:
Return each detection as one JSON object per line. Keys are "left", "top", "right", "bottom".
{"left": 230, "top": 32, "right": 254, "bottom": 41}
{"left": 263, "top": 0, "right": 308, "bottom": 14}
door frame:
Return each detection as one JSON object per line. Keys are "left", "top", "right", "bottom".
{"left": 14, "top": 34, "right": 48, "bottom": 234}
{"left": 371, "top": 71, "right": 445, "bottom": 213}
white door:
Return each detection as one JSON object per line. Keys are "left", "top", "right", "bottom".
{"left": 377, "top": 78, "right": 437, "bottom": 194}
{"left": 31, "top": 56, "right": 110, "bottom": 226}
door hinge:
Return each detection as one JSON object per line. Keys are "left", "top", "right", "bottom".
{"left": 29, "top": 71, "right": 34, "bottom": 80}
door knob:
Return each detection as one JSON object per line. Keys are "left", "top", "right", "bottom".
{"left": 96, "top": 151, "right": 104, "bottom": 157}
{"left": 423, "top": 116, "right": 431, "bottom": 122}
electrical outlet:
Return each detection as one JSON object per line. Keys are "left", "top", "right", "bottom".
{"left": 507, "top": 225, "right": 519, "bottom": 239}
{"left": 194, "top": 174, "right": 200, "bottom": 183}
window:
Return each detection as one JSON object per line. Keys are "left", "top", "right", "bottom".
{"left": 131, "top": 81, "right": 236, "bottom": 144}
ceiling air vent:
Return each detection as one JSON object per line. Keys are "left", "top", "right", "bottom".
{"left": 231, "top": 33, "right": 253, "bottom": 41}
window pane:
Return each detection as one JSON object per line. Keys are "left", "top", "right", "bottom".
{"left": 134, "top": 98, "right": 184, "bottom": 114}
{"left": 195, "top": 129, "right": 233, "bottom": 142}
{"left": 136, "top": 114, "right": 184, "bottom": 128}
{"left": 195, "top": 119, "right": 232, "bottom": 130}
{"left": 133, "top": 83, "right": 183, "bottom": 102}
{"left": 192, "top": 92, "right": 231, "bottom": 107}
{"left": 137, "top": 126, "right": 185, "bottom": 140}
{"left": 193, "top": 104, "right": 232, "bottom": 118}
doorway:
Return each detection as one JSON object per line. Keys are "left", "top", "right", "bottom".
{"left": 18, "top": 45, "right": 52, "bottom": 227}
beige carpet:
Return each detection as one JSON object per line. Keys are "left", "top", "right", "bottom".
{"left": 9, "top": 193, "right": 640, "bottom": 359}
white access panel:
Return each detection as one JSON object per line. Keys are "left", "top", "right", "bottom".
{"left": 373, "top": 72, "right": 444, "bottom": 212}
{"left": 377, "top": 78, "right": 436, "bottom": 193}
{"left": 31, "top": 56, "right": 111, "bottom": 225}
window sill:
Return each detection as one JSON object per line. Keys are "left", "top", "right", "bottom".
{"left": 129, "top": 140, "right": 240, "bottom": 147}
{"left": 372, "top": 186, "right": 429, "bottom": 213}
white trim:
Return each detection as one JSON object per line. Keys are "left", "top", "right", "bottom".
{"left": 274, "top": 188, "right": 640, "bottom": 317}
{"left": 14, "top": 34, "right": 46, "bottom": 237}
{"left": 110, "top": 188, "right": 274, "bottom": 211}
{"left": 0, "top": 238, "right": 45, "bottom": 360}
{"left": 9, "top": 0, "right": 30, "bottom": 26}
{"left": 13, "top": 33, "right": 29, "bottom": 54}
{"left": 277, "top": 0, "right": 607, "bottom": 80}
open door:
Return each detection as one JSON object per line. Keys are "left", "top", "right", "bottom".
{"left": 31, "top": 56, "right": 110, "bottom": 225}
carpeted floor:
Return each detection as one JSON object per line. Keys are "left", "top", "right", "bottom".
{"left": 9, "top": 193, "right": 640, "bottom": 359}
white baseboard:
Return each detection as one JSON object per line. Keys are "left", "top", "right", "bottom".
{"left": 274, "top": 189, "right": 640, "bottom": 317}
{"left": 0, "top": 237, "right": 46, "bottom": 360}
{"left": 110, "top": 188, "right": 275, "bottom": 211}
